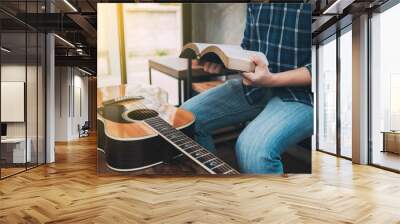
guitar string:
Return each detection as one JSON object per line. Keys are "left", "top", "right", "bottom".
{"left": 143, "top": 116, "right": 236, "bottom": 173}
{"left": 145, "top": 117, "right": 237, "bottom": 174}
{"left": 147, "top": 119, "right": 234, "bottom": 173}
{"left": 143, "top": 113, "right": 238, "bottom": 174}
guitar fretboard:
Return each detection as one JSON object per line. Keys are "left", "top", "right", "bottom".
{"left": 144, "top": 116, "right": 240, "bottom": 175}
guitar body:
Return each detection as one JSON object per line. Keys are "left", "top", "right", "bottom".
{"left": 97, "top": 85, "right": 195, "bottom": 172}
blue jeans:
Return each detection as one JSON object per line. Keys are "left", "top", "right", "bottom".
{"left": 181, "top": 79, "right": 313, "bottom": 174}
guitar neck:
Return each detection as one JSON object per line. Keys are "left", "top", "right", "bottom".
{"left": 144, "top": 116, "right": 239, "bottom": 175}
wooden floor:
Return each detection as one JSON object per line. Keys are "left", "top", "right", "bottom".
{"left": 0, "top": 167, "right": 26, "bottom": 178}
{"left": 1, "top": 135, "right": 400, "bottom": 224}
{"left": 372, "top": 150, "right": 400, "bottom": 171}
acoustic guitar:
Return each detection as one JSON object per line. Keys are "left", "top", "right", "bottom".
{"left": 97, "top": 85, "right": 239, "bottom": 175}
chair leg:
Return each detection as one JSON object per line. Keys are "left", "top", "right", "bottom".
{"left": 178, "top": 79, "right": 182, "bottom": 106}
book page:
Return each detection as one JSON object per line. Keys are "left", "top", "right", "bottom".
{"left": 191, "top": 43, "right": 211, "bottom": 53}
{"left": 182, "top": 43, "right": 211, "bottom": 55}
{"left": 215, "top": 44, "right": 268, "bottom": 66}
{"left": 202, "top": 44, "right": 268, "bottom": 72}
{"left": 182, "top": 43, "right": 268, "bottom": 72}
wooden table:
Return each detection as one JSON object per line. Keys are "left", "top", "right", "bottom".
{"left": 1, "top": 137, "right": 32, "bottom": 165}
{"left": 148, "top": 57, "right": 236, "bottom": 105}
{"left": 148, "top": 57, "right": 209, "bottom": 105}
{"left": 382, "top": 131, "right": 400, "bottom": 154}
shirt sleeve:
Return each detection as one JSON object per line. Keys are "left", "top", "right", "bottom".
{"left": 304, "top": 63, "right": 312, "bottom": 77}
{"left": 241, "top": 5, "right": 252, "bottom": 50}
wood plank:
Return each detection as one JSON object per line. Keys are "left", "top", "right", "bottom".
{"left": 192, "top": 80, "right": 224, "bottom": 93}
{"left": 0, "top": 135, "right": 400, "bottom": 223}
{"left": 149, "top": 57, "right": 208, "bottom": 79}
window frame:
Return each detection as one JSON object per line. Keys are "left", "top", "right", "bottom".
{"left": 315, "top": 22, "right": 353, "bottom": 160}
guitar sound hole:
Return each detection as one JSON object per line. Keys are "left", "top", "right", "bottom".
{"left": 127, "top": 109, "right": 159, "bottom": 121}
{"left": 101, "top": 104, "right": 131, "bottom": 123}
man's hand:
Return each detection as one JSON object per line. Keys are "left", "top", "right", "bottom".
{"left": 242, "top": 55, "right": 275, "bottom": 87}
{"left": 203, "top": 61, "right": 223, "bottom": 74}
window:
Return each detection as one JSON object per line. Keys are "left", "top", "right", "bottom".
{"left": 317, "top": 36, "right": 337, "bottom": 154}
{"left": 339, "top": 28, "right": 352, "bottom": 158}
{"left": 317, "top": 28, "right": 352, "bottom": 159}
{"left": 312, "top": 45, "right": 317, "bottom": 150}
{"left": 0, "top": 1, "right": 46, "bottom": 179}
{"left": 97, "top": 4, "right": 122, "bottom": 87}
{"left": 123, "top": 4, "right": 183, "bottom": 105}
{"left": 370, "top": 3, "right": 400, "bottom": 171}
{"left": 97, "top": 3, "right": 183, "bottom": 105}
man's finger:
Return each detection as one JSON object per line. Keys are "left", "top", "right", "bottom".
{"left": 215, "top": 64, "right": 223, "bottom": 73}
{"left": 203, "top": 62, "right": 210, "bottom": 72}
{"left": 242, "top": 77, "right": 252, "bottom": 86}
{"left": 242, "top": 73, "right": 255, "bottom": 86}
{"left": 209, "top": 63, "right": 219, "bottom": 74}
{"left": 250, "top": 55, "right": 266, "bottom": 68}
{"left": 242, "top": 72, "right": 254, "bottom": 80}
{"left": 213, "top": 63, "right": 223, "bottom": 74}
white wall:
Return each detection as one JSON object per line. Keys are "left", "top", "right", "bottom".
{"left": 1, "top": 65, "right": 29, "bottom": 138}
{"left": 55, "top": 67, "right": 89, "bottom": 141}
{"left": 191, "top": 3, "right": 246, "bottom": 82}
{"left": 55, "top": 67, "right": 69, "bottom": 141}
{"left": 192, "top": 3, "right": 246, "bottom": 45}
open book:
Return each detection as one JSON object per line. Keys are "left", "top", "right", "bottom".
{"left": 179, "top": 43, "right": 268, "bottom": 72}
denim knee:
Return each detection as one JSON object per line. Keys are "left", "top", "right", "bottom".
{"left": 181, "top": 101, "right": 210, "bottom": 137}
{"left": 235, "top": 132, "right": 283, "bottom": 173}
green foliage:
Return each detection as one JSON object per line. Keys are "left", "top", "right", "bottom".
{"left": 155, "top": 49, "right": 169, "bottom": 57}
{"left": 127, "top": 51, "right": 137, "bottom": 58}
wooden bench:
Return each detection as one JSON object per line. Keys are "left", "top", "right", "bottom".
{"left": 192, "top": 80, "right": 224, "bottom": 93}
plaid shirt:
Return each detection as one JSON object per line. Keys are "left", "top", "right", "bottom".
{"left": 241, "top": 3, "right": 313, "bottom": 106}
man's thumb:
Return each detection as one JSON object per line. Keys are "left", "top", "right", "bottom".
{"left": 250, "top": 55, "right": 266, "bottom": 68}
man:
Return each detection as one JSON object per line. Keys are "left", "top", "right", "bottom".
{"left": 181, "top": 3, "right": 313, "bottom": 174}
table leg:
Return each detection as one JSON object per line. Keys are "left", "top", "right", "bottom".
{"left": 178, "top": 79, "right": 182, "bottom": 106}
{"left": 186, "top": 59, "right": 192, "bottom": 100}
{"left": 148, "top": 66, "right": 152, "bottom": 85}
{"left": 382, "top": 133, "right": 386, "bottom": 152}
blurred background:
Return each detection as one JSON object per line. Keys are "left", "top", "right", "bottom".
{"left": 97, "top": 3, "right": 246, "bottom": 105}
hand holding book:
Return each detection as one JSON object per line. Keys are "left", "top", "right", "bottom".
{"left": 180, "top": 43, "right": 311, "bottom": 89}
{"left": 179, "top": 43, "right": 269, "bottom": 72}
{"left": 242, "top": 55, "right": 276, "bottom": 87}
{"left": 242, "top": 55, "right": 313, "bottom": 88}
{"left": 179, "top": 42, "right": 278, "bottom": 87}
